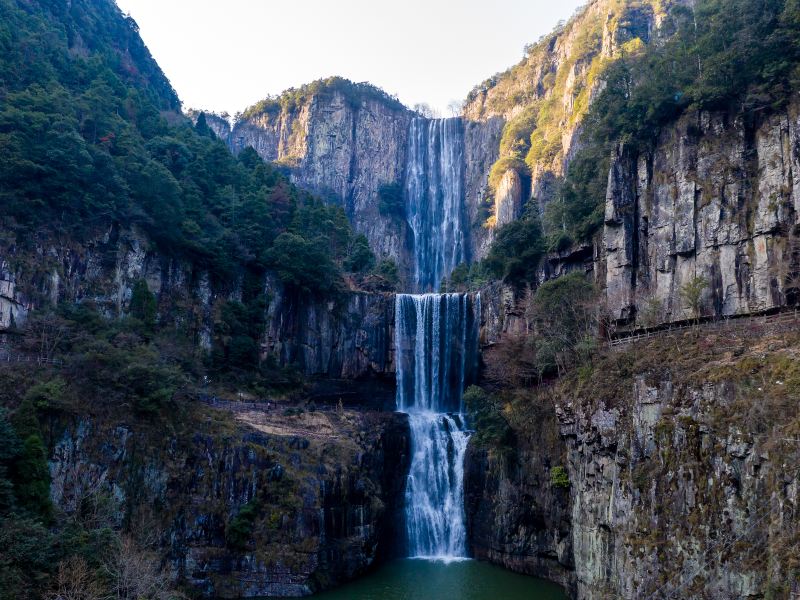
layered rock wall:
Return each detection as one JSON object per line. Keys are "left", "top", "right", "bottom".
{"left": 227, "top": 93, "right": 414, "bottom": 277}
{"left": 603, "top": 103, "right": 800, "bottom": 327}
{"left": 559, "top": 367, "right": 798, "bottom": 598}
{"left": 48, "top": 409, "right": 410, "bottom": 597}
{"left": 225, "top": 93, "right": 504, "bottom": 281}
{"left": 0, "top": 228, "right": 395, "bottom": 380}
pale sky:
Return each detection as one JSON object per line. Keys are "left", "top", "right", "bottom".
{"left": 115, "top": 0, "right": 585, "bottom": 117}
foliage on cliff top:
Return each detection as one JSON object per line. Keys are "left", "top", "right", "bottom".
{"left": 239, "top": 76, "right": 407, "bottom": 121}
{"left": 0, "top": 0, "right": 179, "bottom": 110}
{"left": 481, "top": 213, "right": 546, "bottom": 285}
{"left": 539, "top": 326, "right": 800, "bottom": 589}
{"left": 482, "top": 272, "right": 599, "bottom": 384}
{"left": 544, "top": 0, "right": 800, "bottom": 247}
{"left": 0, "top": 0, "right": 375, "bottom": 303}
{"left": 483, "top": 0, "right": 800, "bottom": 261}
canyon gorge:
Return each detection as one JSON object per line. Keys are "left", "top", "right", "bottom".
{"left": 1, "top": 0, "right": 799, "bottom": 598}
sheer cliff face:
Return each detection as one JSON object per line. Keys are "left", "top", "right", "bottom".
{"left": 231, "top": 93, "right": 414, "bottom": 270}
{"left": 557, "top": 334, "right": 799, "bottom": 599}
{"left": 217, "top": 0, "right": 686, "bottom": 279}
{"left": 468, "top": 308, "right": 799, "bottom": 598}
{"left": 49, "top": 410, "right": 410, "bottom": 598}
{"left": 603, "top": 102, "right": 800, "bottom": 326}
{"left": 463, "top": 0, "right": 683, "bottom": 216}
{"left": 230, "top": 92, "right": 504, "bottom": 284}
{"left": 0, "top": 227, "right": 395, "bottom": 380}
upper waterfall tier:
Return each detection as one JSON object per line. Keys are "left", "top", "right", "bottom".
{"left": 404, "top": 118, "right": 469, "bottom": 292}
{"left": 395, "top": 293, "right": 480, "bottom": 414}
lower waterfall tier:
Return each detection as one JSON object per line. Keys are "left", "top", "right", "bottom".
{"left": 405, "top": 412, "right": 470, "bottom": 559}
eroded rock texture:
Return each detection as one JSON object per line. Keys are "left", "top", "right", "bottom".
{"left": 48, "top": 409, "right": 410, "bottom": 598}
{"left": 0, "top": 227, "right": 395, "bottom": 380}
{"left": 604, "top": 104, "right": 800, "bottom": 327}
{"left": 224, "top": 92, "right": 503, "bottom": 280}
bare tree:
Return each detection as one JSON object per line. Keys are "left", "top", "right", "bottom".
{"left": 103, "top": 536, "right": 180, "bottom": 600}
{"left": 46, "top": 556, "right": 107, "bottom": 600}
{"left": 24, "top": 311, "right": 69, "bottom": 360}
{"left": 447, "top": 99, "right": 463, "bottom": 118}
{"left": 637, "top": 296, "right": 664, "bottom": 329}
{"left": 412, "top": 103, "right": 439, "bottom": 119}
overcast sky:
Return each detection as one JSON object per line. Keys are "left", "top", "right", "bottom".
{"left": 115, "top": 0, "right": 585, "bottom": 116}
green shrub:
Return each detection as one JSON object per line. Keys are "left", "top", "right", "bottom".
{"left": 226, "top": 500, "right": 261, "bottom": 550}
{"left": 344, "top": 234, "right": 375, "bottom": 273}
{"left": 440, "top": 262, "right": 491, "bottom": 293}
{"left": 376, "top": 259, "right": 399, "bottom": 282}
{"left": 530, "top": 272, "right": 598, "bottom": 376}
{"left": 464, "top": 386, "right": 513, "bottom": 450}
{"left": 550, "top": 466, "right": 570, "bottom": 488}
{"left": 23, "top": 378, "right": 67, "bottom": 411}
{"left": 482, "top": 215, "right": 545, "bottom": 285}
{"left": 129, "top": 279, "right": 157, "bottom": 328}
{"left": 377, "top": 182, "right": 404, "bottom": 218}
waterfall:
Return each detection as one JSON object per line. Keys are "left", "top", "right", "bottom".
{"left": 395, "top": 293, "right": 480, "bottom": 559}
{"left": 404, "top": 118, "right": 468, "bottom": 293}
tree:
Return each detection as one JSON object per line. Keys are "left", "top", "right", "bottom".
{"left": 344, "top": 234, "right": 375, "bottom": 273}
{"left": 266, "top": 232, "right": 342, "bottom": 296}
{"left": 129, "top": 280, "right": 157, "bottom": 327}
{"left": 680, "top": 275, "right": 708, "bottom": 323}
{"left": 463, "top": 386, "right": 512, "bottom": 450}
{"left": 103, "top": 536, "right": 177, "bottom": 600}
{"left": 530, "top": 272, "right": 598, "bottom": 376}
{"left": 412, "top": 103, "right": 439, "bottom": 118}
{"left": 483, "top": 216, "right": 546, "bottom": 285}
{"left": 0, "top": 410, "right": 21, "bottom": 514}
{"left": 46, "top": 556, "right": 106, "bottom": 600}
{"left": 24, "top": 312, "right": 68, "bottom": 361}
{"left": 377, "top": 182, "right": 404, "bottom": 218}
{"left": 447, "top": 100, "right": 463, "bottom": 117}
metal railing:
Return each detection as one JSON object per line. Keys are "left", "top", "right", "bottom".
{"left": 0, "top": 352, "right": 64, "bottom": 367}
{"left": 609, "top": 308, "right": 800, "bottom": 348}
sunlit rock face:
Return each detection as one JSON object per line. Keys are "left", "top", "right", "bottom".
{"left": 226, "top": 92, "right": 414, "bottom": 281}
{"left": 227, "top": 93, "right": 503, "bottom": 288}
{"left": 603, "top": 101, "right": 800, "bottom": 327}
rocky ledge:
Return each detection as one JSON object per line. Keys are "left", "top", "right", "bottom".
{"left": 48, "top": 403, "right": 410, "bottom": 597}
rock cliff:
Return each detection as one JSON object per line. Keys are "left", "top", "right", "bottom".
{"left": 0, "top": 227, "right": 395, "bottom": 381}
{"left": 464, "top": 400, "right": 575, "bottom": 593}
{"left": 222, "top": 85, "right": 415, "bottom": 280}
{"left": 557, "top": 329, "right": 799, "bottom": 598}
{"left": 48, "top": 406, "right": 410, "bottom": 597}
{"left": 463, "top": 0, "right": 686, "bottom": 219}
{"left": 603, "top": 102, "right": 800, "bottom": 327}
{"left": 221, "top": 85, "right": 504, "bottom": 286}
{"left": 467, "top": 308, "right": 799, "bottom": 598}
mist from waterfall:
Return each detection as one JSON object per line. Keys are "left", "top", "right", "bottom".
{"left": 395, "top": 293, "right": 480, "bottom": 560}
{"left": 404, "top": 118, "right": 468, "bottom": 293}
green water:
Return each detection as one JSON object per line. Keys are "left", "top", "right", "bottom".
{"left": 308, "top": 559, "right": 567, "bottom": 600}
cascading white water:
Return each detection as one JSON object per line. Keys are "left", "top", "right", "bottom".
{"left": 395, "top": 293, "right": 480, "bottom": 559}
{"left": 404, "top": 118, "right": 468, "bottom": 293}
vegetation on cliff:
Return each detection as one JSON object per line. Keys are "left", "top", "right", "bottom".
{"left": 0, "top": 0, "right": 373, "bottom": 300}
{"left": 239, "top": 76, "right": 407, "bottom": 121}
{"left": 483, "top": 0, "right": 800, "bottom": 275}
{"left": 545, "top": 0, "right": 800, "bottom": 248}
{"left": 0, "top": 0, "right": 379, "bottom": 401}
{"left": 0, "top": 2, "right": 389, "bottom": 597}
